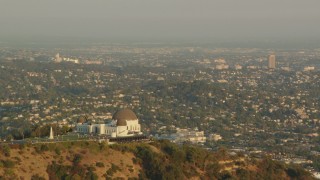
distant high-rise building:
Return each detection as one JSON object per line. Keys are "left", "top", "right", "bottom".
{"left": 55, "top": 53, "right": 62, "bottom": 63}
{"left": 268, "top": 54, "right": 276, "bottom": 69}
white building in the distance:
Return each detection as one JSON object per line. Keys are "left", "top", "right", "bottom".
{"left": 54, "top": 53, "right": 79, "bottom": 64}
{"left": 76, "top": 109, "right": 142, "bottom": 137}
{"left": 304, "top": 66, "right": 315, "bottom": 71}
{"left": 157, "top": 128, "right": 206, "bottom": 145}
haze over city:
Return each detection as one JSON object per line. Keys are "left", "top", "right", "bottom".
{"left": 1, "top": 0, "right": 320, "bottom": 46}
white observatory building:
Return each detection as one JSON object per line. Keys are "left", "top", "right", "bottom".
{"left": 76, "top": 109, "right": 142, "bottom": 137}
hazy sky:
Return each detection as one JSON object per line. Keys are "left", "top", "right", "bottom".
{"left": 1, "top": 0, "right": 319, "bottom": 42}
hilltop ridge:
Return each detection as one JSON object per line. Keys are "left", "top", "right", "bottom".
{"left": 0, "top": 140, "right": 315, "bottom": 179}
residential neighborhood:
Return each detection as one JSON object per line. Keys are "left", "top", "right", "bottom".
{"left": 0, "top": 45, "right": 319, "bottom": 175}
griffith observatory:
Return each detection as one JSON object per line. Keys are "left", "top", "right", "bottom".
{"left": 76, "top": 109, "right": 142, "bottom": 137}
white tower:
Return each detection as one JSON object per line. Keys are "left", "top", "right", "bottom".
{"left": 49, "top": 126, "right": 54, "bottom": 140}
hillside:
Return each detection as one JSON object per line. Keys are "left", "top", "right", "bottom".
{"left": 0, "top": 140, "right": 315, "bottom": 180}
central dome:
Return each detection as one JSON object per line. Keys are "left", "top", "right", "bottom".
{"left": 113, "top": 109, "right": 138, "bottom": 126}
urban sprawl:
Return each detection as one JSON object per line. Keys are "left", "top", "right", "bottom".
{"left": 0, "top": 45, "right": 319, "bottom": 175}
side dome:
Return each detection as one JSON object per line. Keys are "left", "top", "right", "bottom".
{"left": 112, "top": 109, "right": 138, "bottom": 121}
{"left": 116, "top": 119, "right": 127, "bottom": 126}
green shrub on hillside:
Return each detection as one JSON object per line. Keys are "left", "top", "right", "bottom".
{"left": 286, "top": 164, "right": 312, "bottom": 179}
{"left": 46, "top": 160, "right": 98, "bottom": 180}
{"left": 1, "top": 145, "right": 11, "bottom": 157}
{"left": 31, "top": 174, "right": 46, "bottom": 180}
{"left": 96, "top": 162, "right": 104, "bottom": 167}
{"left": 2, "top": 160, "right": 16, "bottom": 168}
{"left": 73, "top": 154, "right": 82, "bottom": 165}
{"left": 160, "top": 140, "right": 186, "bottom": 163}
{"left": 134, "top": 144, "right": 184, "bottom": 179}
{"left": 34, "top": 144, "right": 49, "bottom": 153}
{"left": 54, "top": 147, "right": 61, "bottom": 155}
{"left": 1, "top": 169, "right": 17, "bottom": 179}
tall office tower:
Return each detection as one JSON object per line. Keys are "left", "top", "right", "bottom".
{"left": 55, "top": 53, "right": 62, "bottom": 62}
{"left": 268, "top": 54, "right": 276, "bottom": 69}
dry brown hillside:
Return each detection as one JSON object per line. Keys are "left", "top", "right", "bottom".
{"left": 0, "top": 140, "right": 315, "bottom": 180}
{"left": 0, "top": 141, "right": 141, "bottom": 179}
